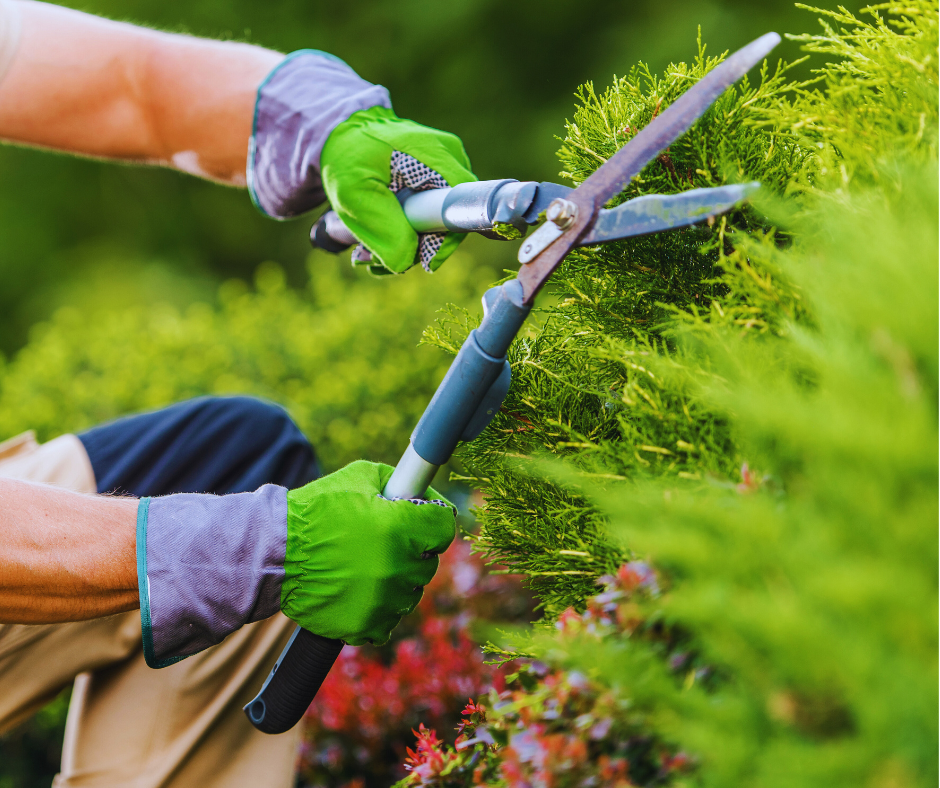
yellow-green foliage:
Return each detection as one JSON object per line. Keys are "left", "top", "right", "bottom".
{"left": 541, "top": 165, "right": 938, "bottom": 788}
{"left": 789, "top": 1, "right": 938, "bottom": 189}
{"left": 557, "top": 32, "right": 815, "bottom": 197}
{"left": 428, "top": 4, "right": 937, "bottom": 625}
{"left": 0, "top": 251, "right": 496, "bottom": 472}
{"left": 470, "top": 4, "right": 937, "bottom": 787}
{"left": 425, "top": 31, "right": 817, "bottom": 616}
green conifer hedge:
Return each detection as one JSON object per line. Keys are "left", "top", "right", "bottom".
{"left": 427, "top": 32, "right": 815, "bottom": 617}
{"left": 429, "top": 2, "right": 937, "bottom": 621}
{"left": 407, "top": 3, "right": 937, "bottom": 786}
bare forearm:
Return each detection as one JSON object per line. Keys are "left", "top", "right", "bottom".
{"left": 0, "top": 1, "right": 283, "bottom": 184}
{"left": 0, "top": 477, "right": 138, "bottom": 623}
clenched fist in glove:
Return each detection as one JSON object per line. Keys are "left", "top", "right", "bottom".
{"left": 137, "top": 461, "right": 456, "bottom": 668}
{"left": 248, "top": 50, "right": 476, "bottom": 274}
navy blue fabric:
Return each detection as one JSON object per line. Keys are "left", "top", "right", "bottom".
{"left": 78, "top": 396, "right": 320, "bottom": 497}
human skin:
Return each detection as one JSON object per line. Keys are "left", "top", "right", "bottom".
{"left": 0, "top": 478, "right": 139, "bottom": 622}
{"left": 0, "top": 0, "right": 283, "bottom": 184}
{"left": 0, "top": 3, "right": 283, "bottom": 623}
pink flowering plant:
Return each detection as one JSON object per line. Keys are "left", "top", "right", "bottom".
{"left": 298, "top": 538, "right": 532, "bottom": 788}
{"left": 394, "top": 562, "right": 699, "bottom": 788}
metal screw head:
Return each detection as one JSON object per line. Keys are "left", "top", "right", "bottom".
{"left": 546, "top": 198, "right": 578, "bottom": 229}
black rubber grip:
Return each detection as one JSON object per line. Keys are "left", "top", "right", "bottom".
{"left": 244, "top": 625, "right": 344, "bottom": 734}
{"left": 310, "top": 216, "right": 354, "bottom": 254}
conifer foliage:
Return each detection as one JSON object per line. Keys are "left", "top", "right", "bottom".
{"left": 406, "top": 3, "right": 938, "bottom": 787}
{"left": 427, "top": 30, "right": 814, "bottom": 618}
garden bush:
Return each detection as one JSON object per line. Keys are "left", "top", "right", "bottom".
{"left": 395, "top": 3, "right": 937, "bottom": 786}
{"left": 0, "top": 247, "right": 498, "bottom": 471}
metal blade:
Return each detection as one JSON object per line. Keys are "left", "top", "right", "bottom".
{"left": 517, "top": 31, "right": 780, "bottom": 303}
{"left": 574, "top": 32, "right": 781, "bottom": 208}
{"left": 579, "top": 183, "right": 759, "bottom": 245}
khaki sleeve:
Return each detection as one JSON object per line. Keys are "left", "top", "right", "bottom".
{"left": 0, "top": 0, "right": 22, "bottom": 88}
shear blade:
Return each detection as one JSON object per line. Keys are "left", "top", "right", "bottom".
{"left": 579, "top": 182, "right": 759, "bottom": 246}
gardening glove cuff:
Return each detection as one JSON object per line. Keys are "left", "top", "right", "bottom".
{"left": 136, "top": 462, "right": 457, "bottom": 667}
{"left": 136, "top": 486, "right": 287, "bottom": 668}
{"left": 248, "top": 50, "right": 392, "bottom": 218}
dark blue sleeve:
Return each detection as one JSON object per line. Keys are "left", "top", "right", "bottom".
{"left": 78, "top": 396, "right": 320, "bottom": 496}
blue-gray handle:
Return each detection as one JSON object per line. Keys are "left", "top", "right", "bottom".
{"left": 384, "top": 278, "right": 531, "bottom": 497}
{"left": 310, "top": 180, "right": 546, "bottom": 252}
{"left": 246, "top": 279, "right": 532, "bottom": 733}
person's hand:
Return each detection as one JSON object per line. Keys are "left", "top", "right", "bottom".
{"left": 321, "top": 107, "right": 476, "bottom": 274}
{"left": 137, "top": 461, "right": 456, "bottom": 667}
{"left": 247, "top": 50, "right": 475, "bottom": 275}
{"left": 281, "top": 461, "right": 456, "bottom": 644}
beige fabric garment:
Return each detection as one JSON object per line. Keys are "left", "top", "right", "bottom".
{"left": 0, "top": 432, "right": 302, "bottom": 787}
{"left": 0, "top": 0, "right": 22, "bottom": 88}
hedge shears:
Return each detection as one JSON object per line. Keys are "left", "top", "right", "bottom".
{"left": 246, "top": 31, "right": 780, "bottom": 734}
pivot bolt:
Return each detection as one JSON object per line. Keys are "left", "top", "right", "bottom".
{"left": 546, "top": 198, "right": 578, "bottom": 229}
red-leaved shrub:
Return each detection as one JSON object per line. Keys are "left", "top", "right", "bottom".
{"left": 298, "top": 538, "right": 532, "bottom": 788}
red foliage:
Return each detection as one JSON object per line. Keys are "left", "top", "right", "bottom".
{"left": 396, "top": 561, "right": 700, "bottom": 788}
{"left": 402, "top": 724, "right": 461, "bottom": 783}
{"left": 306, "top": 615, "right": 508, "bottom": 742}
{"left": 298, "top": 539, "right": 530, "bottom": 788}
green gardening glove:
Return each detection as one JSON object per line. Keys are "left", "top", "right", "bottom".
{"left": 281, "top": 460, "right": 457, "bottom": 645}
{"left": 321, "top": 106, "right": 477, "bottom": 274}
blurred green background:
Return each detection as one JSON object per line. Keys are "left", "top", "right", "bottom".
{"left": 0, "top": 0, "right": 865, "bottom": 356}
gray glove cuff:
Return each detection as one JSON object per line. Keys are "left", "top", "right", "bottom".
{"left": 247, "top": 50, "right": 392, "bottom": 218}
{"left": 136, "top": 485, "right": 288, "bottom": 668}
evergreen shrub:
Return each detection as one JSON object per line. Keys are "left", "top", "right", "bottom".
{"left": 0, "top": 250, "right": 497, "bottom": 471}
{"left": 429, "top": 30, "right": 815, "bottom": 619}
{"left": 398, "top": 3, "right": 938, "bottom": 786}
